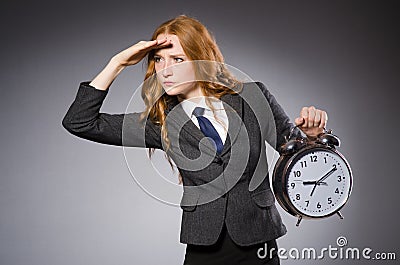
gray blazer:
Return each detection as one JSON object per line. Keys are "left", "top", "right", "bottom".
{"left": 62, "top": 81, "right": 299, "bottom": 246}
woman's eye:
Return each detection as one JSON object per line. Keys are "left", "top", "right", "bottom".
{"left": 153, "top": 56, "right": 183, "bottom": 63}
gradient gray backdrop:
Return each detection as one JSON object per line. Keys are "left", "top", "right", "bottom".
{"left": 1, "top": 0, "right": 399, "bottom": 264}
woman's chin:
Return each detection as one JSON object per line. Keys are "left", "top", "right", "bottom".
{"left": 163, "top": 87, "right": 180, "bottom": 96}
{"left": 164, "top": 90, "right": 177, "bottom": 97}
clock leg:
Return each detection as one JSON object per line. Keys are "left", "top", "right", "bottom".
{"left": 337, "top": 211, "right": 344, "bottom": 219}
{"left": 296, "top": 215, "right": 303, "bottom": 227}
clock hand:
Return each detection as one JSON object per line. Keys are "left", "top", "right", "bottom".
{"left": 303, "top": 181, "right": 327, "bottom": 185}
{"left": 316, "top": 166, "right": 337, "bottom": 184}
{"left": 310, "top": 183, "right": 317, "bottom": 197}
{"left": 310, "top": 168, "right": 336, "bottom": 197}
{"left": 309, "top": 180, "right": 328, "bottom": 196}
{"left": 303, "top": 181, "right": 317, "bottom": 185}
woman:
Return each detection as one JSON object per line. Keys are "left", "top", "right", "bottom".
{"left": 62, "top": 15, "right": 327, "bottom": 265}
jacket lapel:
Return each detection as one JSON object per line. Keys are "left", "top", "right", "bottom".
{"left": 219, "top": 92, "right": 243, "bottom": 156}
{"left": 166, "top": 91, "right": 243, "bottom": 156}
{"left": 165, "top": 103, "right": 205, "bottom": 145}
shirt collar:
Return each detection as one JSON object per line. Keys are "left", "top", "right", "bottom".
{"left": 180, "top": 96, "right": 223, "bottom": 118}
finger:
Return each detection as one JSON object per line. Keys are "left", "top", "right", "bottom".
{"left": 319, "top": 111, "right": 328, "bottom": 128}
{"left": 142, "top": 40, "right": 159, "bottom": 49}
{"left": 148, "top": 39, "right": 172, "bottom": 52}
{"left": 307, "top": 106, "right": 316, "bottom": 128}
{"left": 300, "top": 107, "right": 309, "bottom": 127}
{"left": 153, "top": 38, "right": 168, "bottom": 46}
{"left": 136, "top": 39, "right": 166, "bottom": 51}
{"left": 314, "top": 110, "right": 321, "bottom": 127}
{"left": 295, "top": 117, "right": 304, "bottom": 126}
{"left": 156, "top": 38, "right": 172, "bottom": 47}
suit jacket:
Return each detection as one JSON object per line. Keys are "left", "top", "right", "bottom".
{"left": 62, "top": 81, "right": 300, "bottom": 246}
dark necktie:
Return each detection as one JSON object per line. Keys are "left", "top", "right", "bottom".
{"left": 192, "top": 107, "right": 224, "bottom": 154}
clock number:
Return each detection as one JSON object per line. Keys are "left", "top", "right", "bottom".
{"left": 317, "top": 202, "right": 322, "bottom": 209}
{"left": 310, "top": 155, "right": 317, "bottom": 162}
{"left": 300, "top": 161, "right": 307, "bottom": 168}
{"left": 296, "top": 194, "right": 301, "bottom": 200}
{"left": 293, "top": 171, "right": 301, "bottom": 178}
{"left": 324, "top": 157, "right": 327, "bottom": 163}
{"left": 290, "top": 183, "right": 295, "bottom": 189}
{"left": 333, "top": 164, "right": 337, "bottom": 170}
{"left": 305, "top": 200, "right": 310, "bottom": 207}
{"left": 337, "top": 176, "right": 342, "bottom": 182}
{"left": 327, "top": 197, "right": 332, "bottom": 204}
{"left": 335, "top": 187, "right": 340, "bottom": 194}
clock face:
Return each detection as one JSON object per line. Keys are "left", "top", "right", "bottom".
{"left": 286, "top": 148, "right": 352, "bottom": 217}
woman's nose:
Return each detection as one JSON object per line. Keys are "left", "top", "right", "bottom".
{"left": 162, "top": 61, "right": 173, "bottom": 77}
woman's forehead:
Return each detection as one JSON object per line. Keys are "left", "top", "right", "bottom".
{"left": 156, "top": 33, "right": 178, "bottom": 41}
{"left": 155, "top": 34, "right": 185, "bottom": 55}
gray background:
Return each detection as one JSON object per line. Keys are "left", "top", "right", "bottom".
{"left": 1, "top": 0, "right": 399, "bottom": 264}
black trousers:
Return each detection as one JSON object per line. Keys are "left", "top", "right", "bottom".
{"left": 183, "top": 224, "right": 279, "bottom": 265}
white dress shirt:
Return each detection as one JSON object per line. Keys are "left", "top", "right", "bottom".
{"left": 180, "top": 96, "right": 229, "bottom": 144}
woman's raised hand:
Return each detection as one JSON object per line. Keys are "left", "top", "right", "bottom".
{"left": 89, "top": 37, "right": 171, "bottom": 90}
{"left": 113, "top": 37, "right": 172, "bottom": 66}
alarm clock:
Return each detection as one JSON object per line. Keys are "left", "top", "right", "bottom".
{"left": 272, "top": 127, "right": 353, "bottom": 226}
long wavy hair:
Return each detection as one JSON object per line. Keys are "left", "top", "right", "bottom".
{"left": 139, "top": 15, "right": 243, "bottom": 183}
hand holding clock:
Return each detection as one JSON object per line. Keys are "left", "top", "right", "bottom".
{"left": 295, "top": 106, "right": 328, "bottom": 140}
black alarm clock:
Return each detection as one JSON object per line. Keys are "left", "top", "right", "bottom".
{"left": 272, "top": 127, "right": 353, "bottom": 226}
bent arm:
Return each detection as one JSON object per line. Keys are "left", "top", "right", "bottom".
{"left": 62, "top": 81, "right": 162, "bottom": 149}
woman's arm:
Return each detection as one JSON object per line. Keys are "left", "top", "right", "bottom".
{"left": 89, "top": 38, "right": 171, "bottom": 91}
{"left": 62, "top": 82, "right": 162, "bottom": 148}
{"left": 89, "top": 58, "right": 125, "bottom": 91}
{"left": 62, "top": 38, "right": 172, "bottom": 147}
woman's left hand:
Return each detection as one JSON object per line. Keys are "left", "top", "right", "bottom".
{"left": 295, "top": 106, "right": 328, "bottom": 140}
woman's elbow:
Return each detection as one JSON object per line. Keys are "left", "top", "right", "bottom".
{"left": 61, "top": 114, "right": 90, "bottom": 136}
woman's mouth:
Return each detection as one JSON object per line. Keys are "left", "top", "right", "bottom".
{"left": 163, "top": 81, "right": 175, "bottom": 87}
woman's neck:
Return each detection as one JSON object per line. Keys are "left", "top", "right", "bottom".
{"left": 177, "top": 85, "right": 205, "bottom": 102}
